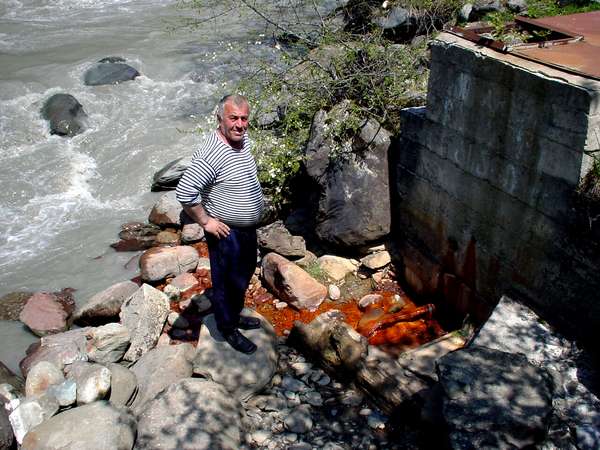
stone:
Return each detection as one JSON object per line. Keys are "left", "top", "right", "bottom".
{"left": 0, "top": 393, "right": 14, "bottom": 449}
{"left": 181, "top": 222, "right": 204, "bottom": 243}
{"left": 85, "top": 323, "right": 131, "bottom": 363}
{"left": 72, "top": 281, "right": 139, "bottom": 325}
{"left": 167, "top": 312, "right": 189, "bottom": 329}
{"left": 169, "top": 272, "right": 198, "bottom": 291}
{"left": 294, "top": 250, "right": 317, "bottom": 269}
{"left": 84, "top": 61, "right": 139, "bottom": 86}
{"left": 507, "top": 0, "right": 527, "bottom": 12}
{"left": 328, "top": 284, "right": 341, "bottom": 300}
{"left": 19, "top": 292, "right": 74, "bottom": 337}
{"left": 139, "top": 246, "right": 199, "bottom": 282}
{"left": 261, "top": 253, "right": 327, "bottom": 311}
{"left": 151, "top": 156, "right": 191, "bottom": 191}
{"left": 358, "top": 294, "right": 383, "bottom": 309}
{"left": 102, "top": 362, "right": 138, "bottom": 407}
{"left": 25, "top": 361, "right": 64, "bottom": 398}
{"left": 304, "top": 102, "right": 391, "bottom": 248}
{"left": 111, "top": 222, "right": 160, "bottom": 251}
{"left": 360, "top": 251, "right": 391, "bottom": 270}
{"left": 257, "top": 220, "right": 307, "bottom": 258}
{"left": 20, "top": 401, "right": 136, "bottom": 450}
{"left": 459, "top": 3, "right": 473, "bottom": 21}
{"left": 0, "top": 292, "right": 33, "bottom": 321}
{"left": 317, "top": 255, "right": 356, "bottom": 281}
{"left": 40, "top": 93, "right": 87, "bottom": 137}
{"left": 190, "top": 292, "right": 212, "bottom": 313}
{"left": 437, "top": 345, "right": 554, "bottom": 449}
{"left": 155, "top": 230, "right": 179, "bottom": 246}
{"left": 129, "top": 343, "right": 194, "bottom": 416}
{"left": 148, "top": 191, "right": 183, "bottom": 227}
{"left": 46, "top": 379, "right": 76, "bottom": 407}
{"left": 281, "top": 376, "right": 307, "bottom": 393}
{"left": 0, "top": 361, "right": 24, "bottom": 393}
{"left": 9, "top": 394, "right": 59, "bottom": 444}
{"left": 135, "top": 378, "right": 241, "bottom": 449}
{"left": 284, "top": 405, "right": 313, "bottom": 433}
{"left": 20, "top": 328, "right": 90, "bottom": 377}
{"left": 193, "top": 310, "right": 278, "bottom": 402}
{"left": 120, "top": 284, "right": 170, "bottom": 362}
{"left": 65, "top": 361, "right": 112, "bottom": 405}
{"left": 374, "top": 6, "right": 409, "bottom": 29}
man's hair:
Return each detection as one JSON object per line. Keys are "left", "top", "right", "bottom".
{"left": 216, "top": 94, "right": 249, "bottom": 120}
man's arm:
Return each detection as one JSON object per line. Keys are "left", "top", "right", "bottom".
{"left": 182, "top": 203, "right": 230, "bottom": 238}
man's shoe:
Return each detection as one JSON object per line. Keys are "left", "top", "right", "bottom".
{"left": 222, "top": 329, "right": 257, "bottom": 354}
{"left": 238, "top": 315, "right": 261, "bottom": 330}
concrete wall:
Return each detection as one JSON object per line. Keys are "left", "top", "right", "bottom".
{"left": 391, "top": 33, "right": 600, "bottom": 343}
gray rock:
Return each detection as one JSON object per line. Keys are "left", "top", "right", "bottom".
{"left": 304, "top": 102, "right": 391, "bottom": 248}
{"left": 360, "top": 251, "right": 391, "bottom": 270}
{"left": 21, "top": 401, "right": 136, "bottom": 450}
{"left": 281, "top": 376, "right": 307, "bottom": 393}
{"left": 86, "top": 323, "right": 130, "bottom": 363}
{"left": 437, "top": 345, "right": 554, "bottom": 449}
{"left": 65, "top": 361, "right": 111, "bottom": 405}
{"left": 130, "top": 343, "right": 194, "bottom": 416}
{"left": 9, "top": 394, "right": 59, "bottom": 444}
{"left": 102, "top": 363, "right": 138, "bottom": 407}
{"left": 317, "top": 255, "right": 356, "bottom": 281}
{"left": 40, "top": 93, "right": 87, "bottom": 137}
{"left": 135, "top": 378, "right": 241, "bottom": 450}
{"left": 148, "top": 191, "right": 183, "bottom": 228}
{"left": 167, "top": 312, "right": 189, "bottom": 329}
{"left": 0, "top": 393, "right": 14, "bottom": 449}
{"left": 459, "top": 3, "right": 473, "bottom": 21}
{"left": 20, "top": 328, "right": 89, "bottom": 377}
{"left": 284, "top": 405, "right": 313, "bottom": 433}
{"left": 111, "top": 222, "right": 160, "bottom": 252}
{"left": 73, "top": 281, "right": 139, "bottom": 325}
{"left": 181, "top": 221, "right": 204, "bottom": 244}
{"left": 139, "top": 246, "right": 199, "bottom": 282}
{"left": 151, "top": 156, "right": 191, "bottom": 192}
{"left": 257, "top": 220, "right": 306, "bottom": 258}
{"left": 193, "top": 310, "right": 278, "bottom": 402}
{"left": 84, "top": 61, "right": 139, "bottom": 86}
{"left": 46, "top": 379, "right": 76, "bottom": 407}
{"left": 25, "top": 361, "right": 64, "bottom": 398}
{"left": 507, "top": 0, "right": 527, "bottom": 12}
{"left": 120, "top": 284, "right": 170, "bottom": 362}
{"left": 374, "top": 6, "right": 409, "bottom": 29}
{"left": 0, "top": 360, "right": 24, "bottom": 394}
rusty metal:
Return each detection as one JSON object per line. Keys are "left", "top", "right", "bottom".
{"left": 446, "top": 11, "right": 600, "bottom": 81}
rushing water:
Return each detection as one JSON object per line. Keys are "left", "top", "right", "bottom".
{"left": 0, "top": 0, "right": 333, "bottom": 302}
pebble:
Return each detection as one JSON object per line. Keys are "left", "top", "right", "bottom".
{"left": 251, "top": 430, "right": 270, "bottom": 445}
{"left": 275, "top": 301, "right": 288, "bottom": 310}
{"left": 359, "top": 408, "right": 372, "bottom": 416}
{"left": 316, "top": 374, "right": 331, "bottom": 386}
{"left": 304, "top": 391, "right": 323, "bottom": 406}
{"left": 281, "top": 376, "right": 307, "bottom": 392}
{"left": 328, "top": 284, "right": 341, "bottom": 300}
{"left": 291, "top": 362, "right": 312, "bottom": 376}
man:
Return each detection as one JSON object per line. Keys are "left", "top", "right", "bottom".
{"left": 176, "top": 94, "right": 263, "bottom": 354}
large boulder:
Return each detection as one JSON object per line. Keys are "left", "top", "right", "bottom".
{"left": 257, "top": 220, "right": 306, "bottom": 258}
{"left": 437, "top": 345, "right": 554, "bottom": 449}
{"left": 193, "top": 310, "right": 277, "bottom": 402}
{"left": 40, "top": 93, "right": 87, "bottom": 137}
{"left": 85, "top": 323, "right": 130, "bottom": 363}
{"left": 84, "top": 59, "right": 140, "bottom": 86}
{"left": 102, "top": 363, "right": 138, "bottom": 408}
{"left": 139, "top": 246, "right": 199, "bottom": 282}
{"left": 21, "top": 401, "right": 136, "bottom": 450}
{"left": 119, "top": 284, "right": 170, "bottom": 363}
{"left": 19, "top": 328, "right": 89, "bottom": 377}
{"left": 304, "top": 101, "right": 391, "bottom": 248}
{"left": 19, "top": 292, "right": 75, "bottom": 337}
{"left": 129, "top": 343, "right": 194, "bottom": 416}
{"left": 150, "top": 156, "right": 191, "bottom": 192}
{"left": 0, "top": 292, "right": 33, "bottom": 321}
{"left": 148, "top": 191, "right": 184, "bottom": 227}
{"left": 261, "top": 252, "right": 327, "bottom": 311}
{"left": 72, "top": 281, "right": 139, "bottom": 325}
{"left": 135, "top": 378, "right": 241, "bottom": 450}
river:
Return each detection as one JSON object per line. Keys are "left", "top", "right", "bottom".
{"left": 0, "top": 0, "right": 335, "bottom": 303}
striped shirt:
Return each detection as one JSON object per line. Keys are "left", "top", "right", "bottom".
{"left": 176, "top": 131, "right": 264, "bottom": 227}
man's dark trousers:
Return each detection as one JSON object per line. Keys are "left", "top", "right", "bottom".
{"left": 206, "top": 227, "right": 257, "bottom": 333}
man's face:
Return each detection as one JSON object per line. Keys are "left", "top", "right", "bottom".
{"left": 218, "top": 101, "right": 249, "bottom": 148}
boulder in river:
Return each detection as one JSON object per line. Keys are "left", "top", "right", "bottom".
{"left": 111, "top": 222, "right": 160, "bottom": 252}
{"left": 19, "top": 292, "right": 75, "bottom": 337}
{"left": 40, "top": 93, "right": 87, "bottom": 137}
{"left": 139, "top": 245, "right": 199, "bottom": 282}
{"left": 151, "top": 156, "right": 192, "bottom": 191}
{"left": 148, "top": 191, "right": 183, "bottom": 227}
{"left": 84, "top": 58, "right": 140, "bottom": 86}
{"left": 72, "top": 280, "right": 139, "bottom": 326}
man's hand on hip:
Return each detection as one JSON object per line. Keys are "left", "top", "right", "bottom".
{"left": 203, "top": 216, "right": 230, "bottom": 238}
